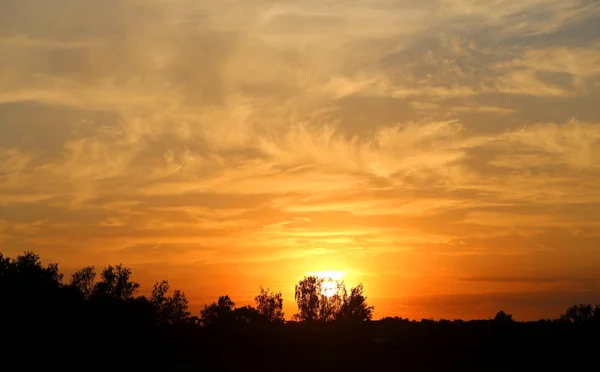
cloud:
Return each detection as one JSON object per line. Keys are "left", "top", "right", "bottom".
{"left": 0, "top": 148, "right": 32, "bottom": 185}
{"left": 492, "top": 46, "right": 600, "bottom": 96}
{"left": 492, "top": 69, "right": 574, "bottom": 97}
{"left": 500, "top": 119, "right": 600, "bottom": 169}
{"left": 499, "top": 47, "right": 600, "bottom": 79}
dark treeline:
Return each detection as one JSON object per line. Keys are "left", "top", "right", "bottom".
{"left": 2, "top": 251, "right": 600, "bottom": 371}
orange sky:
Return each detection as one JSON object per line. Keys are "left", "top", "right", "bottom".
{"left": 1, "top": 0, "right": 600, "bottom": 321}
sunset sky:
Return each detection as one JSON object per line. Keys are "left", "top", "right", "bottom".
{"left": 1, "top": 0, "right": 600, "bottom": 320}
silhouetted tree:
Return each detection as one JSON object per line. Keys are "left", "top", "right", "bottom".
{"left": 1, "top": 251, "right": 63, "bottom": 296}
{"left": 169, "top": 289, "right": 190, "bottom": 322}
{"left": 0, "top": 251, "right": 69, "bottom": 337}
{"left": 493, "top": 310, "right": 514, "bottom": 323}
{"left": 294, "top": 276, "right": 345, "bottom": 321}
{"left": 151, "top": 280, "right": 170, "bottom": 306}
{"left": 255, "top": 286, "right": 285, "bottom": 323}
{"left": 70, "top": 266, "right": 96, "bottom": 299}
{"left": 294, "top": 276, "right": 322, "bottom": 321}
{"left": 235, "top": 305, "right": 263, "bottom": 324}
{"left": 0, "top": 252, "right": 10, "bottom": 275}
{"left": 337, "top": 283, "right": 374, "bottom": 322}
{"left": 560, "top": 304, "right": 597, "bottom": 324}
{"left": 200, "top": 295, "right": 236, "bottom": 326}
{"left": 93, "top": 264, "right": 139, "bottom": 301}
{"left": 13, "top": 251, "right": 63, "bottom": 284}
{"left": 150, "top": 280, "right": 190, "bottom": 324}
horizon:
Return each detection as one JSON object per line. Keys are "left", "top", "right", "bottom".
{"left": 10, "top": 249, "right": 600, "bottom": 322}
{"left": 2, "top": 0, "right": 600, "bottom": 323}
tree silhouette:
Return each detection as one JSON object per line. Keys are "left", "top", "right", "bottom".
{"left": 294, "top": 276, "right": 322, "bottom": 321}
{"left": 0, "top": 253, "right": 9, "bottom": 274}
{"left": 200, "top": 295, "right": 236, "bottom": 326}
{"left": 93, "top": 264, "right": 139, "bottom": 300}
{"left": 294, "top": 275, "right": 345, "bottom": 321}
{"left": 1, "top": 251, "right": 63, "bottom": 298}
{"left": 560, "top": 304, "right": 598, "bottom": 324}
{"left": 151, "top": 280, "right": 170, "bottom": 308}
{"left": 70, "top": 266, "right": 96, "bottom": 299}
{"left": 169, "top": 289, "right": 190, "bottom": 322}
{"left": 337, "top": 283, "right": 374, "bottom": 322}
{"left": 0, "top": 251, "right": 68, "bottom": 336}
{"left": 150, "top": 280, "right": 190, "bottom": 324}
{"left": 255, "top": 286, "right": 285, "bottom": 323}
{"left": 234, "top": 305, "right": 263, "bottom": 324}
{"left": 13, "top": 251, "right": 63, "bottom": 285}
{"left": 493, "top": 310, "right": 514, "bottom": 323}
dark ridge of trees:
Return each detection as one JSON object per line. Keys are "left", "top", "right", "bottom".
{"left": 1, "top": 250, "right": 600, "bottom": 371}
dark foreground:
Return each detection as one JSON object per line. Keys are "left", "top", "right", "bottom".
{"left": 6, "top": 317, "right": 600, "bottom": 371}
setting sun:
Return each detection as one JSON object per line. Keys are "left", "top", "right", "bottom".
{"left": 320, "top": 280, "right": 338, "bottom": 298}
{"left": 307, "top": 271, "right": 346, "bottom": 298}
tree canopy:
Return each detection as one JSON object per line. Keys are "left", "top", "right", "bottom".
{"left": 294, "top": 275, "right": 373, "bottom": 322}
{"left": 200, "top": 295, "right": 236, "bottom": 326}
{"left": 93, "top": 264, "right": 140, "bottom": 300}
{"left": 255, "top": 286, "right": 285, "bottom": 323}
{"left": 150, "top": 280, "right": 191, "bottom": 324}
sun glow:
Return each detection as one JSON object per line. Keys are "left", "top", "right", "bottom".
{"left": 320, "top": 280, "right": 338, "bottom": 298}
{"left": 309, "top": 271, "right": 346, "bottom": 281}
{"left": 307, "top": 271, "right": 346, "bottom": 298}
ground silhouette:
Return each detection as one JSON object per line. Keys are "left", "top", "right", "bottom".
{"left": 1, "top": 250, "right": 599, "bottom": 371}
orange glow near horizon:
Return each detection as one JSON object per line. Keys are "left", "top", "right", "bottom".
{"left": 2, "top": 0, "right": 600, "bottom": 322}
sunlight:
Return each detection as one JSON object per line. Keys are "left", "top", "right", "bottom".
{"left": 309, "top": 270, "right": 346, "bottom": 281}
{"left": 307, "top": 271, "right": 346, "bottom": 298}
{"left": 320, "top": 279, "right": 338, "bottom": 298}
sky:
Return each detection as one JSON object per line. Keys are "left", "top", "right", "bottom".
{"left": 1, "top": 0, "right": 600, "bottom": 321}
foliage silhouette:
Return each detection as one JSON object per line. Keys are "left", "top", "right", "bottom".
{"left": 234, "top": 305, "right": 264, "bottom": 324}
{"left": 560, "top": 304, "right": 600, "bottom": 324}
{"left": 255, "top": 286, "right": 285, "bottom": 323}
{"left": 337, "top": 283, "right": 374, "bottom": 322}
{"left": 150, "top": 280, "right": 191, "bottom": 324}
{"left": 200, "top": 295, "right": 236, "bottom": 326}
{"left": 294, "top": 275, "right": 373, "bottom": 322}
{"left": 93, "top": 264, "right": 140, "bottom": 300}
{"left": 294, "top": 275, "right": 346, "bottom": 321}
{"left": 70, "top": 265, "right": 96, "bottom": 299}
{"left": 493, "top": 310, "right": 514, "bottom": 323}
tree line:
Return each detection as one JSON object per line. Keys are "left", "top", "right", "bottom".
{"left": 2, "top": 250, "right": 598, "bottom": 327}
{"left": 0, "top": 251, "right": 374, "bottom": 327}
{"left": 2, "top": 250, "right": 600, "bottom": 370}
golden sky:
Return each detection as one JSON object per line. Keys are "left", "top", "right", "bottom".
{"left": 1, "top": 0, "right": 600, "bottom": 321}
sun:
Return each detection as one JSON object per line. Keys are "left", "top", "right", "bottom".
{"left": 320, "top": 279, "right": 338, "bottom": 298}
{"left": 307, "top": 271, "right": 346, "bottom": 298}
